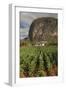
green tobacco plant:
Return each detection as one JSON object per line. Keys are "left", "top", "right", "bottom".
{"left": 20, "top": 46, "right": 58, "bottom": 77}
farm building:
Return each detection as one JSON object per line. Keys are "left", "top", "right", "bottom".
{"left": 35, "top": 41, "right": 47, "bottom": 46}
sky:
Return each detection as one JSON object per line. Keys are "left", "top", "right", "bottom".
{"left": 20, "top": 12, "right": 57, "bottom": 40}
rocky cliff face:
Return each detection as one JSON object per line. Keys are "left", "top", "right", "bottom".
{"left": 29, "top": 17, "right": 58, "bottom": 43}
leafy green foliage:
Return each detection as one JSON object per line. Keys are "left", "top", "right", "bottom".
{"left": 20, "top": 45, "right": 58, "bottom": 77}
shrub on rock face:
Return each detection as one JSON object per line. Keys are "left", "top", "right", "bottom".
{"left": 29, "top": 17, "right": 58, "bottom": 44}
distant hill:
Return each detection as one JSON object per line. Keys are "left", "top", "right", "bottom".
{"left": 29, "top": 17, "right": 58, "bottom": 43}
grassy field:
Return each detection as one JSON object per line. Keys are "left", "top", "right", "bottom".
{"left": 20, "top": 45, "right": 58, "bottom": 78}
